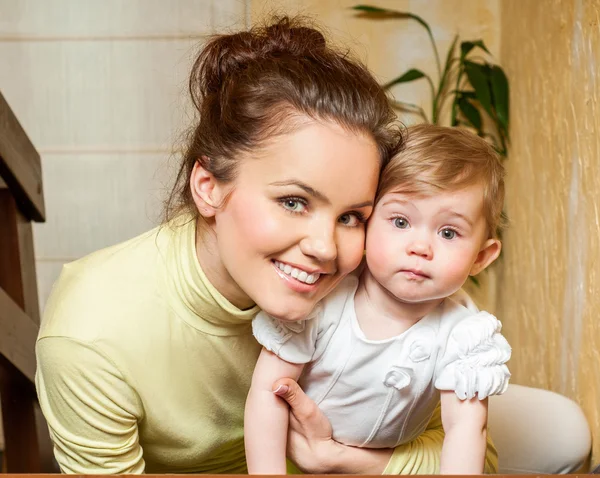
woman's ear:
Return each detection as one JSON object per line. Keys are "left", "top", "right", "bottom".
{"left": 190, "top": 158, "right": 223, "bottom": 218}
{"left": 470, "top": 238, "right": 502, "bottom": 276}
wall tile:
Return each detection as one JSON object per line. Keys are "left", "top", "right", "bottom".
{"left": 33, "top": 153, "right": 177, "bottom": 259}
{"left": 0, "top": 39, "right": 202, "bottom": 151}
{"left": 35, "top": 259, "right": 66, "bottom": 314}
{"left": 0, "top": 0, "right": 246, "bottom": 37}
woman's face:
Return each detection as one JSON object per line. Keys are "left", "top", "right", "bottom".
{"left": 197, "top": 119, "right": 380, "bottom": 321}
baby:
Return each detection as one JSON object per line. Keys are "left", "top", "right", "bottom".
{"left": 245, "top": 124, "right": 511, "bottom": 474}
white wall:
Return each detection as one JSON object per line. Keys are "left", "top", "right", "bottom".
{"left": 0, "top": 0, "right": 249, "bottom": 312}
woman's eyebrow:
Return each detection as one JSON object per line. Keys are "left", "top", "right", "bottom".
{"left": 269, "top": 180, "right": 328, "bottom": 203}
{"left": 269, "top": 180, "right": 373, "bottom": 209}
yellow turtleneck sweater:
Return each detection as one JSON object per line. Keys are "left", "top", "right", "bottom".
{"left": 35, "top": 217, "right": 497, "bottom": 474}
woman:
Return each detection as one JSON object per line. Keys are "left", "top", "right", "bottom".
{"left": 36, "top": 16, "right": 511, "bottom": 474}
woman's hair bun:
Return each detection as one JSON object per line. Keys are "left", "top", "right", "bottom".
{"left": 168, "top": 15, "right": 402, "bottom": 223}
{"left": 194, "top": 16, "right": 327, "bottom": 97}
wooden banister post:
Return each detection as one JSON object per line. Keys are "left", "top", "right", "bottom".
{"left": 0, "top": 92, "right": 55, "bottom": 472}
{"left": 0, "top": 191, "right": 41, "bottom": 473}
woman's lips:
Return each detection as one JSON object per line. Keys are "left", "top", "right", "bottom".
{"left": 272, "top": 261, "right": 322, "bottom": 293}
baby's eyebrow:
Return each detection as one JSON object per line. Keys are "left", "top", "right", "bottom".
{"left": 439, "top": 209, "right": 474, "bottom": 227}
{"left": 380, "top": 197, "right": 411, "bottom": 207}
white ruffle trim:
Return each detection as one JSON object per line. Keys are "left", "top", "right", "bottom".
{"left": 435, "top": 312, "right": 512, "bottom": 400}
{"left": 251, "top": 305, "right": 322, "bottom": 364}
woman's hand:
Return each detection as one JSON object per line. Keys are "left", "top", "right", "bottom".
{"left": 272, "top": 377, "right": 337, "bottom": 473}
{"left": 273, "top": 378, "right": 392, "bottom": 474}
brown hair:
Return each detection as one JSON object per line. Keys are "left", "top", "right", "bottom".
{"left": 165, "top": 16, "right": 403, "bottom": 221}
{"left": 377, "top": 124, "right": 505, "bottom": 238}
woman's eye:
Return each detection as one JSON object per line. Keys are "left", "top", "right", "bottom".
{"left": 339, "top": 213, "right": 363, "bottom": 227}
{"left": 439, "top": 228, "right": 456, "bottom": 240}
{"left": 393, "top": 217, "right": 409, "bottom": 229}
{"left": 281, "top": 198, "right": 306, "bottom": 213}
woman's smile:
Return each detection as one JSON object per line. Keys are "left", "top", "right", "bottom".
{"left": 272, "top": 260, "right": 323, "bottom": 285}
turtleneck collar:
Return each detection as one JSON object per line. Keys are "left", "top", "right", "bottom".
{"left": 157, "top": 215, "right": 260, "bottom": 336}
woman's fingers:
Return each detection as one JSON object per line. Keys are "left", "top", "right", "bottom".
{"left": 272, "top": 378, "right": 332, "bottom": 438}
{"left": 273, "top": 378, "right": 314, "bottom": 421}
{"left": 273, "top": 378, "right": 336, "bottom": 474}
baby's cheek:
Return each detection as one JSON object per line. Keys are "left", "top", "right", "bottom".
{"left": 442, "top": 255, "right": 474, "bottom": 285}
{"left": 365, "top": 242, "right": 389, "bottom": 274}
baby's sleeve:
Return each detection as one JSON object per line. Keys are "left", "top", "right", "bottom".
{"left": 252, "top": 306, "right": 321, "bottom": 364}
{"left": 435, "top": 311, "right": 511, "bottom": 400}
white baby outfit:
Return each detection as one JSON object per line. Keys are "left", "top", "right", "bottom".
{"left": 252, "top": 275, "right": 511, "bottom": 449}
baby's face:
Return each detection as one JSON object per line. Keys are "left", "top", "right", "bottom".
{"left": 364, "top": 182, "right": 499, "bottom": 304}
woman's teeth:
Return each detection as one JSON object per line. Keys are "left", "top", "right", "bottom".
{"left": 274, "top": 261, "right": 320, "bottom": 284}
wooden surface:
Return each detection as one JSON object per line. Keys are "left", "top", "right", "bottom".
{"left": 0, "top": 189, "right": 47, "bottom": 472}
{"left": 0, "top": 192, "right": 39, "bottom": 382}
{"left": 0, "top": 475, "right": 592, "bottom": 477}
{"left": 0, "top": 357, "right": 41, "bottom": 472}
{"left": 0, "top": 190, "right": 40, "bottom": 324}
{"left": 15, "top": 206, "right": 41, "bottom": 324}
{"left": 0, "top": 91, "right": 45, "bottom": 222}
{"left": 0, "top": 287, "right": 38, "bottom": 383}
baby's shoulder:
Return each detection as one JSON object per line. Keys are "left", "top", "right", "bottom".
{"left": 436, "top": 292, "right": 506, "bottom": 355}
{"left": 436, "top": 289, "right": 481, "bottom": 329}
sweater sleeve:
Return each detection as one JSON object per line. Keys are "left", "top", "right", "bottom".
{"left": 382, "top": 401, "right": 499, "bottom": 474}
{"left": 35, "top": 336, "right": 145, "bottom": 474}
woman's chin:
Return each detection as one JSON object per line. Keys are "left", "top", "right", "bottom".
{"left": 259, "top": 301, "right": 315, "bottom": 322}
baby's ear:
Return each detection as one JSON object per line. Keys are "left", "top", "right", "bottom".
{"left": 470, "top": 238, "right": 501, "bottom": 276}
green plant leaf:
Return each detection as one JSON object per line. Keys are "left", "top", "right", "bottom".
{"left": 490, "top": 65, "right": 509, "bottom": 134}
{"left": 440, "top": 35, "right": 459, "bottom": 86}
{"left": 434, "top": 34, "right": 459, "bottom": 123}
{"left": 454, "top": 90, "right": 477, "bottom": 100}
{"left": 384, "top": 68, "right": 427, "bottom": 88}
{"left": 352, "top": 5, "right": 441, "bottom": 77}
{"left": 463, "top": 61, "right": 493, "bottom": 117}
{"left": 390, "top": 100, "right": 429, "bottom": 123}
{"left": 460, "top": 40, "right": 490, "bottom": 59}
{"left": 352, "top": 5, "right": 431, "bottom": 34}
{"left": 457, "top": 97, "right": 482, "bottom": 130}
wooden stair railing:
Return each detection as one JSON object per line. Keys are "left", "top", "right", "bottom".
{"left": 0, "top": 91, "right": 55, "bottom": 472}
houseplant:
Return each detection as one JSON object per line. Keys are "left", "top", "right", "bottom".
{"left": 352, "top": 5, "right": 509, "bottom": 158}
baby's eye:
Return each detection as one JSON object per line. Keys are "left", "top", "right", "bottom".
{"left": 393, "top": 217, "right": 409, "bottom": 229}
{"left": 281, "top": 198, "right": 306, "bottom": 213}
{"left": 439, "top": 228, "right": 456, "bottom": 240}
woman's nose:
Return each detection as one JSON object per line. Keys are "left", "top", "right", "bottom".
{"left": 299, "top": 222, "right": 337, "bottom": 263}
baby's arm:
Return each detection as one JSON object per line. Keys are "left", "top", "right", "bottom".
{"left": 245, "top": 348, "right": 304, "bottom": 474}
{"left": 439, "top": 390, "right": 488, "bottom": 474}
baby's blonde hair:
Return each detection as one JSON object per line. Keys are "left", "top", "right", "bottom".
{"left": 377, "top": 124, "right": 505, "bottom": 238}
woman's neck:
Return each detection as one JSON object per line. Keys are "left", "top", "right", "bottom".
{"left": 194, "top": 218, "right": 256, "bottom": 310}
{"left": 353, "top": 268, "right": 444, "bottom": 340}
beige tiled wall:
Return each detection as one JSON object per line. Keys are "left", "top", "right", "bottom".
{"left": 0, "top": 0, "right": 248, "bottom": 311}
